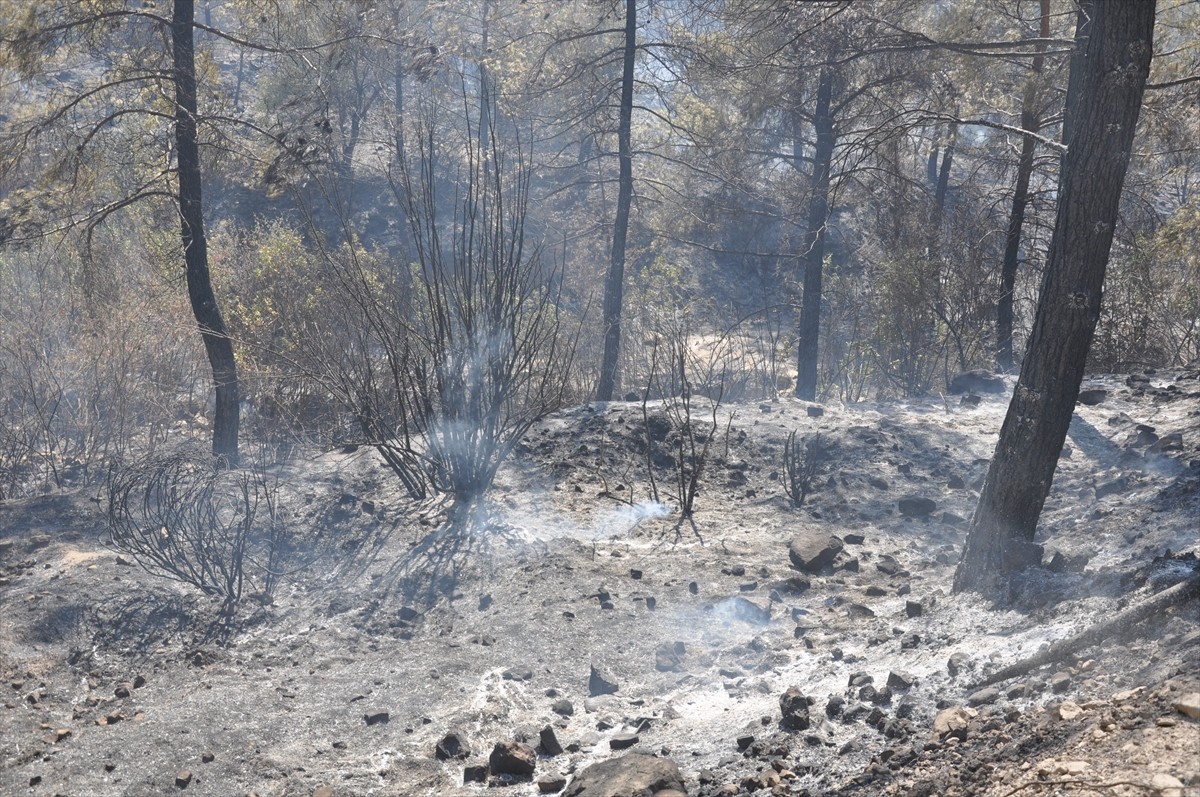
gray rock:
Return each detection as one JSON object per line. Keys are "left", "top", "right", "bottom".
{"left": 561, "top": 753, "right": 685, "bottom": 797}
{"left": 539, "top": 725, "right": 564, "bottom": 757}
{"left": 503, "top": 666, "right": 534, "bottom": 682}
{"left": 1049, "top": 671, "right": 1072, "bottom": 693}
{"left": 898, "top": 496, "right": 937, "bottom": 517}
{"left": 949, "top": 369, "right": 1005, "bottom": 394}
{"left": 608, "top": 731, "right": 639, "bottom": 750}
{"left": 1149, "top": 432, "right": 1184, "bottom": 453}
{"left": 967, "top": 687, "right": 1001, "bottom": 706}
{"left": 788, "top": 532, "right": 844, "bottom": 573}
{"left": 538, "top": 772, "right": 568, "bottom": 793}
{"left": 1095, "top": 476, "right": 1130, "bottom": 499}
{"left": 588, "top": 665, "right": 619, "bottom": 697}
{"left": 947, "top": 653, "right": 971, "bottom": 677}
{"left": 933, "top": 706, "right": 972, "bottom": 741}
{"left": 1077, "top": 389, "right": 1107, "bottom": 406}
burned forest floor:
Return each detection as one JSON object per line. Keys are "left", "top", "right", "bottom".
{"left": 2, "top": 371, "right": 1199, "bottom": 797}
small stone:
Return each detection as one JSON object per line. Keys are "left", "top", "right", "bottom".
{"left": 200, "top": 752, "right": 214, "bottom": 764}
{"left": 967, "top": 687, "right": 1000, "bottom": 707}
{"left": 132, "top": 675, "right": 146, "bottom": 688}
{"left": 947, "top": 653, "right": 971, "bottom": 677}
{"left": 551, "top": 698, "right": 574, "bottom": 717}
{"left": 1077, "top": 389, "right": 1107, "bottom": 406}
{"left": 502, "top": 667, "right": 534, "bottom": 682}
{"left": 609, "top": 732, "right": 640, "bottom": 750}
{"left": 806, "top": 406, "right": 824, "bottom": 418}
{"left": 114, "top": 683, "right": 132, "bottom": 699}
{"left": 1055, "top": 701, "right": 1084, "bottom": 721}
{"left": 933, "top": 707, "right": 974, "bottom": 741}
{"left": 588, "top": 665, "right": 619, "bottom": 697}
{"left": 905, "top": 600, "right": 923, "bottom": 618}
{"left": 1049, "top": 671, "right": 1072, "bottom": 693}
{"left": 887, "top": 671, "right": 916, "bottom": 691}
{"left": 463, "top": 764, "right": 489, "bottom": 784}
{"left": 175, "top": 770, "right": 193, "bottom": 788}
{"left": 435, "top": 731, "right": 471, "bottom": 760}
{"left": 363, "top": 711, "right": 389, "bottom": 726}
{"left": 539, "top": 725, "right": 564, "bottom": 757}
{"left": 538, "top": 773, "right": 568, "bottom": 793}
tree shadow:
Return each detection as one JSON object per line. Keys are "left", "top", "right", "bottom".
{"left": 365, "top": 500, "right": 527, "bottom": 613}
{"left": 87, "top": 590, "right": 200, "bottom": 661}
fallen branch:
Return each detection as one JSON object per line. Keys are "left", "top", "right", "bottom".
{"left": 980, "top": 572, "right": 1200, "bottom": 687}
{"left": 993, "top": 777, "right": 1155, "bottom": 796}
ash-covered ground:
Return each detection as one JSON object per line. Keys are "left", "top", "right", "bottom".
{"left": 2, "top": 371, "right": 1198, "bottom": 797}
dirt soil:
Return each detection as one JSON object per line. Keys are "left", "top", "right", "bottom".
{"left": 2, "top": 371, "right": 1198, "bottom": 797}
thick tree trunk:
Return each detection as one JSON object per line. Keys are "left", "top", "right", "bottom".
{"left": 794, "top": 69, "right": 835, "bottom": 401}
{"left": 596, "top": 0, "right": 636, "bottom": 402}
{"left": 953, "top": 0, "right": 1155, "bottom": 596}
{"left": 997, "top": 0, "right": 1050, "bottom": 372}
{"left": 172, "top": 0, "right": 239, "bottom": 464}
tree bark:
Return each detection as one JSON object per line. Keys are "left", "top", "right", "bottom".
{"left": 997, "top": 0, "right": 1050, "bottom": 372}
{"left": 172, "top": 0, "right": 239, "bottom": 464}
{"left": 953, "top": 0, "right": 1156, "bottom": 595}
{"left": 596, "top": 0, "right": 636, "bottom": 402}
{"left": 795, "top": 68, "right": 834, "bottom": 401}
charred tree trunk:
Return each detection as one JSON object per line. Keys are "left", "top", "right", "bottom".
{"left": 172, "top": 0, "right": 239, "bottom": 464}
{"left": 953, "top": 0, "right": 1156, "bottom": 596}
{"left": 933, "top": 123, "right": 956, "bottom": 216}
{"left": 997, "top": 0, "right": 1050, "bottom": 372}
{"left": 596, "top": 0, "right": 636, "bottom": 402}
{"left": 795, "top": 68, "right": 834, "bottom": 401}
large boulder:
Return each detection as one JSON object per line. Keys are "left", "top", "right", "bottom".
{"left": 788, "top": 532, "right": 843, "bottom": 573}
{"left": 562, "top": 753, "right": 685, "bottom": 797}
{"left": 490, "top": 741, "right": 536, "bottom": 776}
{"left": 779, "top": 687, "right": 812, "bottom": 730}
{"left": 948, "top": 369, "right": 1005, "bottom": 394}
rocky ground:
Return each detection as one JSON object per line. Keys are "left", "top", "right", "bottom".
{"left": 1, "top": 370, "right": 1198, "bottom": 797}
